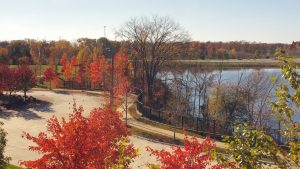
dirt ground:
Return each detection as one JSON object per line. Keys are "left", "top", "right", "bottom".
{"left": 0, "top": 90, "right": 169, "bottom": 168}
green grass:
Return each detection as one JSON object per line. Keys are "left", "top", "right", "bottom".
{"left": 9, "top": 65, "right": 62, "bottom": 75}
{"left": 128, "top": 125, "right": 184, "bottom": 145}
{"left": 4, "top": 164, "right": 23, "bottom": 169}
{"left": 166, "top": 59, "right": 283, "bottom": 68}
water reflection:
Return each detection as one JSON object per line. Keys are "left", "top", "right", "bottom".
{"left": 158, "top": 68, "right": 299, "bottom": 130}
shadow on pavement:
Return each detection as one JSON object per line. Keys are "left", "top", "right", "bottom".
{"left": 0, "top": 95, "right": 54, "bottom": 120}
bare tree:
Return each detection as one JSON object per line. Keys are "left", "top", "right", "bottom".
{"left": 116, "top": 16, "right": 189, "bottom": 106}
{"left": 165, "top": 72, "right": 190, "bottom": 126}
{"left": 190, "top": 68, "right": 215, "bottom": 120}
{"left": 241, "top": 71, "right": 275, "bottom": 129}
{"left": 208, "top": 70, "right": 275, "bottom": 133}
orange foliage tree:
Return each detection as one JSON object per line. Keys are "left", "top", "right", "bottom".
{"left": 113, "top": 48, "right": 132, "bottom": 96}
{"left": 60, "top": 55, "right": 71, "bottom": 80}
{"left": 90, "top": 56, "right": 108, "bottom": 88}
{"left": 60, "top": 55, "right": 78, "bottom": 81}
{"left": 20, "top": 102, "right": 138, "bottom": 169}
{"left": 43, "top": 67, "right": 58, "bottom": 90}
{"left": 70, "top": 56, "right": 78, "bottom": 81}
{"left": 76, "top": 60, "right": 90, "bottom": 84}
{"left": 60, "top": 53, "right": 68, "bottom": 71}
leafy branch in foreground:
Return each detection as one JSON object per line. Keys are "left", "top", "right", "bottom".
{"left": 272, "top": 49, "right": 300, "bottom": 167}
{"left": 0, "top": 122, "right": 10, "bottom": 168}
{"left": 224, "top": 124, "right": 287, "bottom": 169}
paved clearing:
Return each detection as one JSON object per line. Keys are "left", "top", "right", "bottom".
{"left": 0, "top": 90, "right": 170, "bottom": 168}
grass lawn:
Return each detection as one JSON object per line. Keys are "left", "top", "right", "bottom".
{"left": 164, "top": 58, "right": 300, "bottom": 68}
{"left": 4, "top": 164, "right": 23, "bottom": 169}
{"left": 9, "top": 65, "right": 62, "bottom": 75}
{"left": 128, "top": 125, "right": 184, "bottom": 146}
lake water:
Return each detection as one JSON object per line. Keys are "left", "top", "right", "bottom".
{"left": 160, "top": 68, "right": 282, "bottom": 84}
{"left": 159, "top": 67, "right": 299, "bottom": 128}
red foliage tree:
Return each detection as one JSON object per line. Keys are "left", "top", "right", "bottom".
{"left": 114, "top": 78, "right": 131, "bottom": 98}
{"left": 114, "top": 48, "right": 131, "bottom": 82}
{"left": 75, "top": 60, "right": 88, "bottom": 84}
{"left": 20, "top": 102, "right": 138, "bottom": 169}
{"left": 17, "top": 65, "right": 36, "bottom": 98}
{"left": 90, "top": 57, "right": 108, "bottom": 87}
{"left": 60, "top": 53, "right": 67, "bottom": 66}
{"left": 60, "top": 53, "right": 68, "bottom": 72}
{"left": 0, "top": 64, "right": 9, "bottom": 94}
{"left": 43, "top": 67, "right": 58, "bottom": 90}
{"left": 75, "top": 68, "right": 83, "bottom": 83}
{"left": 62, "top": 61, "right": 72, "bottom": 80}
{"left": 113, "top": 48, "right": 132, "bottom": 97}
{"left": 61, "top": 56, "right": 78, "bottom": 81}
{"left": 6, "top": 68, "right": 18, "bottom": 95}
{"left": 0, "top": 64, "right": 20, "bottom": 95}
{"left": 147, "top": 135, "right": 228, "bottom": 169}
{"left": 70, "top": 55, "right": 77, "bottom": 67}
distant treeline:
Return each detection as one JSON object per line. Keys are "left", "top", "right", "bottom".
{"left": 0, "top": 38, "right": 300, "bottom": 65}
{"left": 178, "top": 41, "right": 300, "bottom": 60}
{"left": 0, "top": 38, "right": 122, "bottom": 65}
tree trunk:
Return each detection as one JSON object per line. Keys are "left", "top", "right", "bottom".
{"left": 145, "top": 73, "right": 156, "bottom": 107}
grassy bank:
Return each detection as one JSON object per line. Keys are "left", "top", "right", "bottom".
{"left": 5, "top": 164, "right": 23, "bottom": 169}
{"left": 167, "top": 59, "right": 300, "bottom": 68}
{"left": 128, "top": 108, "right": 228, "bottom": 154}
{"left": 128, "top": 104, "right": 221, "bottom": 139}
{"left": 128, "top": 125, "right": 184, "bottom": 145}
{"left": 9, "top": 65, "right": 62, "bottom": 75}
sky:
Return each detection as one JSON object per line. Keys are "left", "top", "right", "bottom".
{"left": 0, "top": 0, "right": 299, "bottom": 43}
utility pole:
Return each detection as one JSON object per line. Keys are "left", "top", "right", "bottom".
{"left": 109, "top": 47, "right": 114, "bottom": 109}
{"left": 39, "top": 47, "right": 41, "bottom": 78}
{"left": 125, "top": 87, "right": 128, "bottom": 126}
{"left": 104, "top": 26, "right": 106, "bottom": 38}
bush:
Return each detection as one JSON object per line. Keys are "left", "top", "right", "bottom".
{"left": 0, "top": 122, "right": 10, "bottom": 168}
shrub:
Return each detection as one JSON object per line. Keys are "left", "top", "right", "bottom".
{"left": 0, "top": 122, "right": 11, "bottom": 168}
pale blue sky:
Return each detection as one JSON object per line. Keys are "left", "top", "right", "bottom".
{"left": 0, "top": 0, "right": 299, "bottom": 43}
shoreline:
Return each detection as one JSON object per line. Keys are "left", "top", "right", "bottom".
{"left": 166, "top": 59, "right": 300, "bottom": 68}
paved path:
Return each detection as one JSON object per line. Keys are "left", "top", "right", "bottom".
{"left": 0, "top": 89, "right": 171, "bottom": 168}
{"left": 1, "top": 90, "right": 106, "bottom": 166}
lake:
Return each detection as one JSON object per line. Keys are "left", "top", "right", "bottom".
{"left": 158, "top": 67, "right": 299, "bottom": 132}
